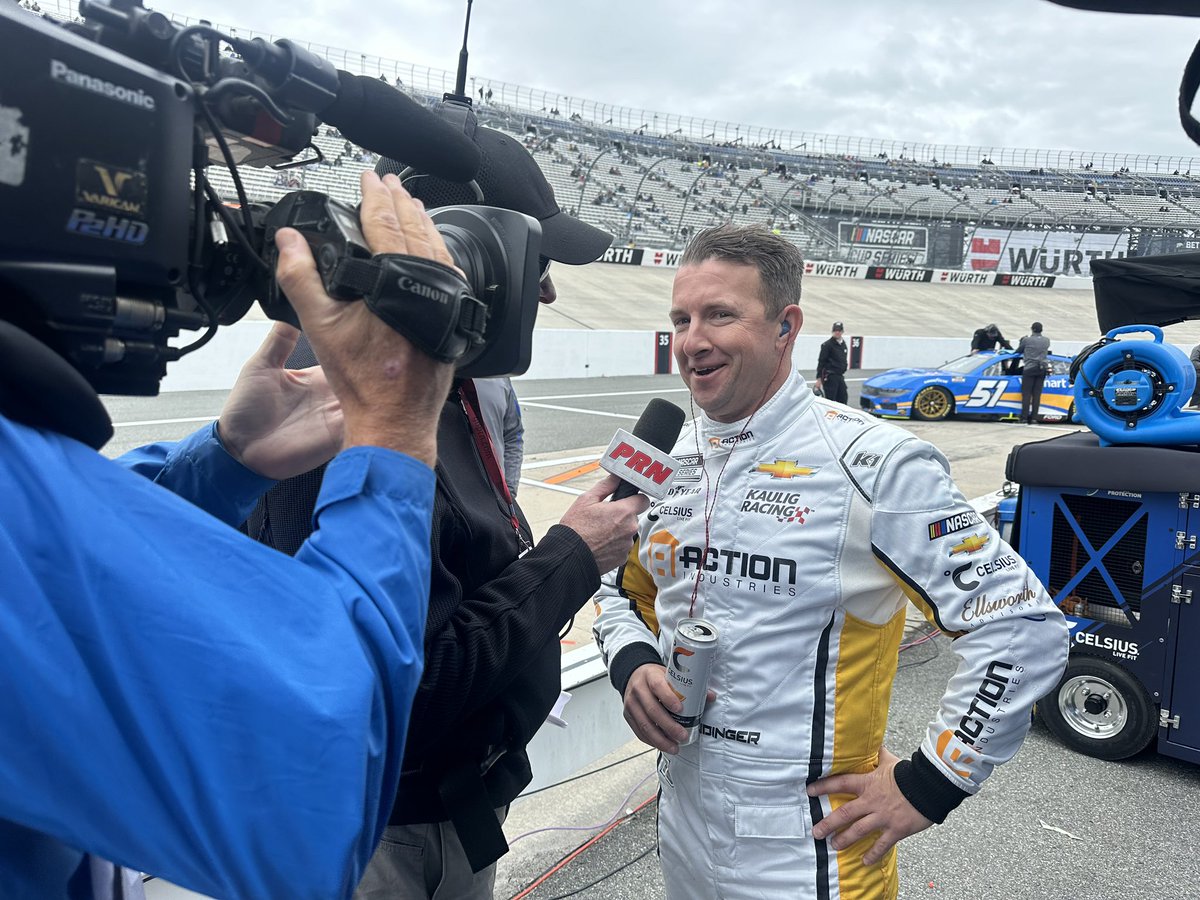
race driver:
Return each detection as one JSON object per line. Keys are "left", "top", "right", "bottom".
{"left": 592, "top": 223, "right": 1069, "bottom": 899}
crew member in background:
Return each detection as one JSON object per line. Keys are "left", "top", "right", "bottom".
{"left": 247, "top": 129, "right": 648, "bottom": 900}
{"left": 593, "top": 224, "right": 1069, "bottom": 900}
{"left": 814, "top": 320, "right": 849, "bottom": 403}
{"left": 1189, "top": 342, "right": 1200, "bottom": 408}
{"left": 1016, "top": 321, "right": 1051, "bottom": 424}
{"left": 970, "top": 322, "right": 1012, "bottom": 354}
{"left": 476, "top": 375, "right": 524, "bottom": 496}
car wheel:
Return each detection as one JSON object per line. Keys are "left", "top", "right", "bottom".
{"left": 1037, "top": 654, "right": 1157, "bottom": 760}
{"left": 911, "top": 386, "right": 953, "bottom": 421}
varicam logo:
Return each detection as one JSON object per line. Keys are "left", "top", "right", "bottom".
{"left": 672, "top": 645, "right": 694, "bottom": 673}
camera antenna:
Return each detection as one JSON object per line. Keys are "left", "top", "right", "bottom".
{"left": 452, "top": 0, "right": 474, "bottom": 101}
{"left": 400, "top": 0, "right": 482, "bottom": 194}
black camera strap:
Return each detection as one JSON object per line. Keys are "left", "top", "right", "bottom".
{"left": 326, "top": 254, "right": 487, "bottom": 362}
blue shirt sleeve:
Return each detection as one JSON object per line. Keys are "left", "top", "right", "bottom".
{"left": 116, "top": 422, "right": 274, "bottom": 526}
{"left": 0, "top": 415, "right": 433, "bottom": 900}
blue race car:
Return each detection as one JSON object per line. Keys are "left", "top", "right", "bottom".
{"left": 859, "top": 350, "right": 1075, "bottom": 422}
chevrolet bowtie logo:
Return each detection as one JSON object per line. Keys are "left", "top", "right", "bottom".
{"left": 948, "top": 533, "right": 990, "bottom": 557}
{"left": 752, "top": 460, "right": 820, "bottom": 479}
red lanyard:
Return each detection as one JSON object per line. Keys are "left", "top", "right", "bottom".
{"left": 459, "top": 379, "right": 530, "bottom": 552}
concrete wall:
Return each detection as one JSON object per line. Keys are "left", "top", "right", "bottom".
{"left": 163, "top": 323, "right": 1174, "bottom": 392}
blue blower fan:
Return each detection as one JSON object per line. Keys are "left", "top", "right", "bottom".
{"left": 1071, "top": 325, "right": 1198, "bottom": 446}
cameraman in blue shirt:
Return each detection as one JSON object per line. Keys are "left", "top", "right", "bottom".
{"left": 0, "top": 173, "right": 456, "bottom": 900}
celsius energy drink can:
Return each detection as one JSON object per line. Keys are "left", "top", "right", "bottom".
{"left": 666, "top": 618, "right": 718, "bottom": 746}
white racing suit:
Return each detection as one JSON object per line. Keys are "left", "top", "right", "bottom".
{"left": 593, "top": 370, "right": 1068, "bottom": 900}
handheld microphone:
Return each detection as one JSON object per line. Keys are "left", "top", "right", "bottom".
{"left": 602, "top": 399, "right": 688, "bottom": 501}
{"left": 321, "top": 72, "right": 483, "bottom": 182}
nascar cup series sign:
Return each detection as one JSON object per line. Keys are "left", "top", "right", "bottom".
{"left": 838, "top": 223, "right": 928, "bottom": 266}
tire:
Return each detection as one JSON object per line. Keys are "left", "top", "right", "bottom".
{"left": 911, "top": 386, "right": 953, "bottom": 421}
{"left": 1037, "top": 653, "right": 1157, "bottom": 760}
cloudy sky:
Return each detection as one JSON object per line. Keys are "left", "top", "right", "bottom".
{"left": 153, "top": 0, "right": 1200, "bottom": 161}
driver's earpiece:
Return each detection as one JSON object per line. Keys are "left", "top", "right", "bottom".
{"left": 779, "top": 320, "right": 791, "bottom": 336}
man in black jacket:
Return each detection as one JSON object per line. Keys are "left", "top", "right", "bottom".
{"left": 815, "top": 321, "right": 849, "bottom": 404}
{"left": 970, "top": 323, "right": 1012, "bottom": 354}
{"left": 246, "top": 129, "right": 648, "bottom": 899}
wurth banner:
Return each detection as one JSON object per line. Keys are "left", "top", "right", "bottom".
{"left": 641, "top": 248, "right": 685, "bottom": 268}
{"left": 601, "top": 247, "right": 644, "bottom": 266}
{"left": 804, "top": 261, "right": 868, "bottom": 279}
{"left": 966, "top": 229, "right": 1128, "bottom": 276}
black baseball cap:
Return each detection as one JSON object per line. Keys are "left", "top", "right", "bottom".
{"left": 376, "top": 127, "right": 613, "bottom": 265}
{"left": 832, "top": 322, "right": 844, "bottom": 331}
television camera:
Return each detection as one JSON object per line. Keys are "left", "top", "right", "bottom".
{"left": 0, "top": 0, "right": 544, "bottom": 400}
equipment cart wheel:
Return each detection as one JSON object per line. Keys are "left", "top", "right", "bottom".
{"left": 1038, "top": 654, "right": 1157, "bottom": 760}
{"left": 911, "top": 386, "right": 953, "bottom": 421}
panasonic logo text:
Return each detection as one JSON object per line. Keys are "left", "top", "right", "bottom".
{"left": 51, "top": 60, "right": 156, "bottom": 110}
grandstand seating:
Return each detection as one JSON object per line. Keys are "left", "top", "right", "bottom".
{"left": 30, "top": 0, "right": 1200, "bottom": 263}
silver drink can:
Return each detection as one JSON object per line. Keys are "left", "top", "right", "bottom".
{"left": 665, "top": 617, "right": 718, "bottom": 746}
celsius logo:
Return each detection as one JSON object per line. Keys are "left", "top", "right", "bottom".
{"left": 1074, "top": 632, "right": 1140, "bottom": 659}
{"left": 946, "top": 554, "right": 1019, "bottom": 591}
{"left": 947, "top": 563, "right": 979, "bottom": 591}
{"left": 51, "top": 60, "right": 156, "bottom": 110}
{"left": 672, "top": 645, "right": 694, "bottom": 673}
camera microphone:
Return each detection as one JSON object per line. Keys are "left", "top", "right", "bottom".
{"left": 230, "top": 35, "right": 481, "bottom": 182}
{"left": 322, "top": 72, "right": 482, "bottom": 182}
{"left": 602, "top": 399, "right": 688, "bottom": 502}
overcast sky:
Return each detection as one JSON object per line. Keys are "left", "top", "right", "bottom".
{"left": 159, "top": 0, "right": 1200, "bottom": 161}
